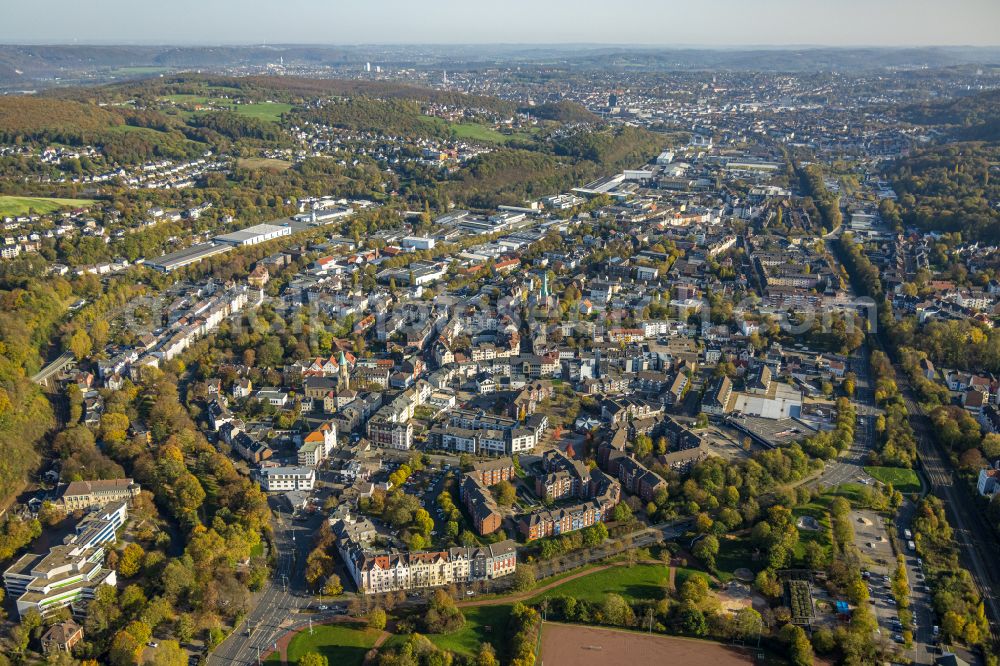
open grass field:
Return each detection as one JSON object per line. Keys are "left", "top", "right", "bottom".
{"left": 237, "top": 157, "right": 293, "bottom": 171}
{"left": 427, "top": 604, "right": 511, "bottom": 657}
{"left": 421, "top": 116, "right": 535, "bottom": 144}
{"left": 791, "top": 501, "right": 833, "bottom": 564}
{"left": 540, "top": 622, "right": 755, "bottom": 666}
{"left": 529, "top": 564, "right": 670, "bottom": 604}
{"left": 268, "top": 624, "right": 380, "bottom": 665}
{"left": 110, "top": 66, "right": 171, "bottom": 76}
{"left": 715, "top": 536, "right": 758, "bottom": 582}
{"left": 233, "top": 102, "right": 294, "bottom": 122}
{"left": 163, "top": 95, "right": 292, "bottom": 122}
{"left": 832, "top": 482, "right": 873, "bottom": 505}
{"left": 0, "top": 195, "right": 96, "bottom": 217}
{"left": 674, "top": 566, "right": 711, "bottom": 589}
{"left": 864, "top": 466, "right": 921, "bottom": 493}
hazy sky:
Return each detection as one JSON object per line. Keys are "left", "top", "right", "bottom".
{"left": 3, "top": 0, "right": 999, "bottom": 47}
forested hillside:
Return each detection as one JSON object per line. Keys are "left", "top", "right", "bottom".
{"left": 0, "top": 281, "right": 68, "bottom": 505}
{"left": 0, "top": 96, "right": 123, "bottom": 143}
{"left": 522, "top": 100, "right": 599, "bottom": 124}
{"left": 292, "top": 98, "right": 449, "bottom": 138}
{"left": 888, "top": 142, "right": 1000, "bottom": 241}
{"left": 900, "top": 89, "right": 1000, "bottom": 142}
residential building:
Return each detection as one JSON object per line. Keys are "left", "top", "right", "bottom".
{"left": 59, "top": 479, "right": 140, "bottom": 512}
{"left": 41, "top": 620, "right": 84, "bottom": 655}
{"left": 977, "top": 466, "right": 1000, "bottom": 496}
{"left": 368, "top": 419, "right": 414, "bottom": 450}
{"left": 340, "top": 538, "right": 517, "bottom": 595}
{"left": 257, "top": 466, "right": 316, "bottom": 492}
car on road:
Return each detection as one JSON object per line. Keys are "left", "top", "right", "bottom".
{"left": 892, "top": 633, "right": 904, "bottom": 643}
{"left": 147, "top": 641, "right": 159, "bottom": 648}
{"left": 318, "top": 605, "right": 329, "bottom": 611}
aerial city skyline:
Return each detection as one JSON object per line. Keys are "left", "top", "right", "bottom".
{"left": 0, "top": 4, "right": 998, "bottom": 666}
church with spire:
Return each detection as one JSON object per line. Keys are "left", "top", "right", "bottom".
{"left": 529, "top": 271, "right": 558, "bottom": 310}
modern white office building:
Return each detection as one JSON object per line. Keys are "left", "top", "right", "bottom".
{"left": 3, "top": 501, "right": 127, "bottom": 618}
{"left": 256, "top": 466, "right": 316, "bottom": 492}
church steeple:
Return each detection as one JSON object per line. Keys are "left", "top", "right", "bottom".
{"left": 338, "top": 350, "right": 349, "bottom": 390}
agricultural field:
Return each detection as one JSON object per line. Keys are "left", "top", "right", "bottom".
{"left": 109, "top": 66, "right": 172, "bottom": 76}
{"left": 0, "top": 195, "right": 97, "bottom": 217}
{"left": 266, "top": 623, "right": 380, "bottom": 666}
{"left": 236, "top": 157, "right": 293, "bottom": 171}
{"left": 539, "top": 622, "right": 755, "bottom": 666}
{"left": 233, "top": 102, "right": 294, "bottom": 122}
{"left": 528, "top": 564, "right": 671, "bottom": 604}
{"left": 163, "top": 94, "right": 293, "bottom": 122}
{"left": 863, "top": 466, "right": 921, "bottom": 494}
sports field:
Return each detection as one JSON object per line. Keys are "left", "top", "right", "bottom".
{"left": 539, "top": 623, "right": 754, "bottom": 666}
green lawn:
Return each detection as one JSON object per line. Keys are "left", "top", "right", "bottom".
{"left": 528, "top": 564, "right": 671, "bottom": 604}
{"left": 163, "top": 94, "right": 217, "bottom": 105}
{"left": 427, "top": 604, "right": 511, "bottom": 657}
{"left": 162, "top": 95, "right": 292, "bottom": 122}
{"left": 714, "top": 536, "right": 758, "bottom": 581}
{"left": 791, "top": 502, "right": 833, "bottom": 564}
{"left": 674, "top": 567, "right": 711, "bottom": 590}
{"left": 233, "top": 102, "right": 294, "bottom": 122}
{"left": 421, "top": 116, "right": 535, "bottom": 144}
{"left": 0, "top": 195, "right": 97, "bottom": 217}
{"left": 864, "top": 466, "right": 921, "bottom": 493}
{"left": 269, "top": 624, "right": 380, "bottom": 665}
{"left": 832, "top": 482, "right": 871, "bottom": 505}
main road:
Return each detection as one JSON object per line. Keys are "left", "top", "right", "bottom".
{"left": 892, "top": 360, "right": 1000, "bottom": 642}
{"left": 209, "top": 507, "right": 316, "bottom": 666}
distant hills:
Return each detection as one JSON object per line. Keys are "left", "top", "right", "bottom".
{"left": 0, "top": 44, "right": 998, "bottom": 90}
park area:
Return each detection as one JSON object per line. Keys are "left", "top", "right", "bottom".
{"left": 426, "top": 604, "right": 511, "bottom": 657}
{"left": 539, "top": 622, "right": 755, "bottom": 666}
{"left": 528, "top": 563, "right": 676, "bottom": 604}
{"left": 265, "top": 623, "right": 380, "bottom": 666}
{"left": 0, "top": 195, "right": 96, "bottom": 217}
{"left": 863, "top": 466, "right": 921, "bottom": 493}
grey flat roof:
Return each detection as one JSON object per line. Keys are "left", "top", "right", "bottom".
{"left": 148, "top": 242, "right": 231, "bottom": 270}
{"left": 214, "top": 223, "right": 289, "bottom": 244}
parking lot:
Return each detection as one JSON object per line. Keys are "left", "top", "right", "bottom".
{"left": 852, "top": 509, "right": 907, "bottom": 648}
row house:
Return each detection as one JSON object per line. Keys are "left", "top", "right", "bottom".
{"left": 341, "top": 539, "right": 517, "bottom": 595}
